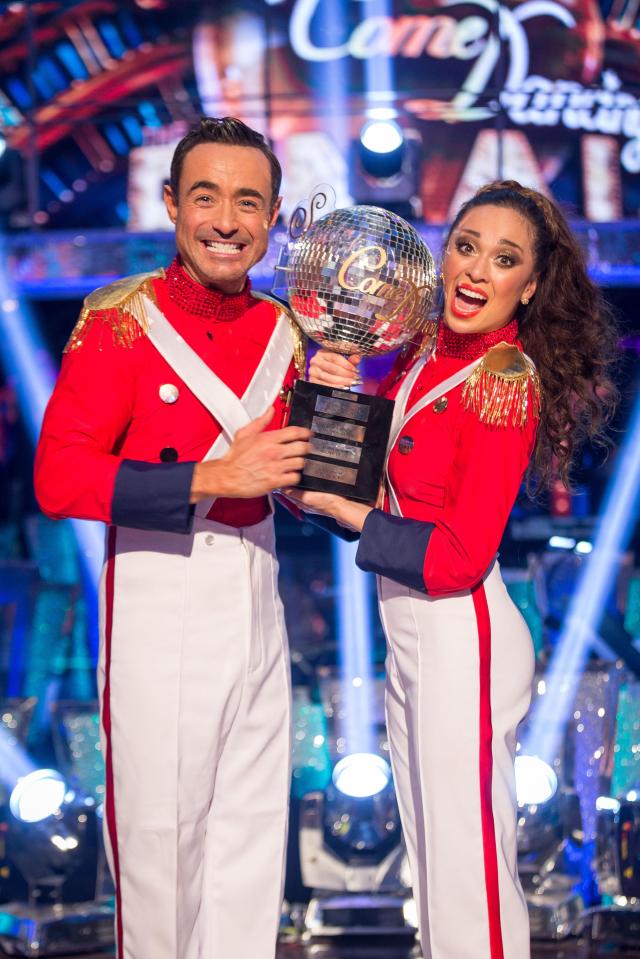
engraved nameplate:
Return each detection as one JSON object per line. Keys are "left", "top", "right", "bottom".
{"left": 315, "top": 395, "right": 370, "bottom": 422}
{"left": 310, "top": 437, "right": 363, "bottom": 464}
{"left": 303, "top": 460, "right": 358, "bottom": 486}
{"left": 311, "top": 415, "right": 367, "bottom": 443}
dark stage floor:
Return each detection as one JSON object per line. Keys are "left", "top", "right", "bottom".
{"left": 5, "top": 940, "right": 640, "bottom": 958}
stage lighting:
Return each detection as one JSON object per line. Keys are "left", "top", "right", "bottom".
{"left": 588, "top": 798, "right": 640, "bottom": 948}
{"left": 9, "top": 769, "right": 67, "bottom": 824}
{"left": 348, "top": 124, "right": 422, "bottom": 217}
{"left": 332, "top": 753, "right": 391, "bottom": 799}
{"left": 299, "top": 778, "right": 414, "bottom": 938}
{"left": 359, "top": 120, "right": 404, "bottom": 178}
{"left": 516, "top": 755, "right": 559, "bottom": 806}
{"left": 0, "top": 774, "right": 114, "bottom": 956}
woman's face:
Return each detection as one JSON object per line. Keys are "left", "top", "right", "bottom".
{"left": 441, "top": 204, "right": 538, "bottom": 335}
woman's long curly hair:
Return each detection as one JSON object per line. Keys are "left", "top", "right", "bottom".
{"left": 446, "top": 180, "right": 619, "bottom": 493}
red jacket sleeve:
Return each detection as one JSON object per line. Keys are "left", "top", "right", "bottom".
{"left": 422, "top": 407, "right": 537, "bottom": 595}
{"left": 34, "top": 318, "right": 137, "bottom": 523}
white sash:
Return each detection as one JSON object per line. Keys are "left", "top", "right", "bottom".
{"left": 138, "top": 294, "right": 294, "bottom": 517}
{"left": 384, "top": 355, "right": 482, "bottom": 517}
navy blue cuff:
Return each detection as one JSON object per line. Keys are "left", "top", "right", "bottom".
{"left": 355, "top": 509, "right": 433, "bottom": 592}
{"left": 112, "top": 460, "right": 196, "bottom": 534}
{"left": 306, "top": 514, "right": 361, "bottom": 542}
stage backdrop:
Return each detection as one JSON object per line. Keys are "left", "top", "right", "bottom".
{"left": 0, "top": 0, "right": 638, "bottom": 229}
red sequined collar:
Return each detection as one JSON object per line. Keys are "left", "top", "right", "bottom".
{"left": 163, "top": 257, "right": 253, "bottom": 321}
{"left": 436, "top": 317, "right": 519, "bottom": 359}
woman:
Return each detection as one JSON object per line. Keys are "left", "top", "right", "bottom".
{"left": 286, "top": 180, "right": 618, "bottom": 958}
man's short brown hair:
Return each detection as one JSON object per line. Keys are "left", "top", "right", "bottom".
{"left": 169, "top": 117, "right": 282, "bottom": 209}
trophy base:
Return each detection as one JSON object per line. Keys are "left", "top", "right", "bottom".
{"left": 287, "top": 380, "right": 394, "bottom": 503}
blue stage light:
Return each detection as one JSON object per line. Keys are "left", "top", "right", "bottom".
{"left": 576, "top": 540, "right": 593, "bottom": 554}
{"left": 9, "top": 769, "right": 67, "bottom": 824}
{"left": 0, "top": 248, "right": 103, "bottom": 660}
{"left": 332, "top": 753, "right": 391, "bottom": 799}
{"left": 515, "top": 755, "right": 558, "bottom": 806}
{"left": 0, "top": 726, "right": 36, "bottom": 791}
{"left": 524, "top": 387, "right": 640, "bottom": 766}
{"left": 332, "top": 538, "right": 376, "bottom": 756}
{"left": 548, "top": 535, "right": 576, "bottom": 550}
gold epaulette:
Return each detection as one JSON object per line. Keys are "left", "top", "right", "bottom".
{"left": 64, "top": 269, "right": 164, "bottom": 353}
{"left": 251, "top": 291, "right": 307, "bottom": 379}
{"left": 461, "top": 343, "right": 541, "bottom": 429}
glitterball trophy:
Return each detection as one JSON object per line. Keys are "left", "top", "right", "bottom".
{"left": 280, "top": 197, "right": 437, "bottom": 502}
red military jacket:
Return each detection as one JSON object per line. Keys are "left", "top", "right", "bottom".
{"left": 34, "top": 259, "right": 300, "bottom": 533}
{"left": 355, "top": 318, "right": 540, "bottom": 596}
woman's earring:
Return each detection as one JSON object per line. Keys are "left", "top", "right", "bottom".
{"left": 521, "top": 296, "right": 530, "bottom": 306}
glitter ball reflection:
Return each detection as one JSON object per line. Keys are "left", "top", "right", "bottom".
{"left": 286, "top": 205, "right": 437, "bottom": 357}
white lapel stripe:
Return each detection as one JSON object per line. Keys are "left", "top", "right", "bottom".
{"left": 385, "top": 356, "right": 482, "bottom": 518}
{"left": 133, "top": 295, "right": 294, "bottom": 520}
{"left": 142, "top": 296, "right": 250, "bottom": 441}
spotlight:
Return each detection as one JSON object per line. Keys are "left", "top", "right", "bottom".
{"left": 299, "top": 775, "right": 414, "bottom": 938}
{"left": 548, "top": 535, "right": 577, "bottom": 550}
{"left": 359, "top": 120, "right": 404, "bottom": 179}
{"left": 348, "top": 124, "right": 422, "bottom": 217}
{"left": 516, "top": 757, "right": 584, "bottom": 940}
{"left": 9, "top": 769, "right": 67, "bottom": 823}
{"left": 516, "top": 756, "right": 559, "bottom": 806}
{"left": 589, "top": 799, "right": 640, "bottom": 948}
{"left": 332, "top": 753, "right": 391, "bottom": 799}
{"left": 0, "top": 772, "right": 114, "bottom": 956}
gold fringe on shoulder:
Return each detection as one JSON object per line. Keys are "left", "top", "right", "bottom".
{"left": 251, "top": 291, "right": 308, "bottom": 379}
{"left": 64, "top": 269, "right": 164, "bottom": 353}
{"left": 461, "top": 343, "right": 541, "bottom": 429}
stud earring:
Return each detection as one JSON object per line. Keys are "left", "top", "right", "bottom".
{"left": 521, "top": 296, "right": 529, "bottom": 306}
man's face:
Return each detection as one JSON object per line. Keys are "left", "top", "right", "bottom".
{"left": 163, "top": 142, "right": 281, "bottom": 293}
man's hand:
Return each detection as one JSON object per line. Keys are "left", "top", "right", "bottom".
{"left": 190, "top": 407, "right": 311, "bottom": 502}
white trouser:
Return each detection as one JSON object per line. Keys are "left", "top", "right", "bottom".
{"left": 98, "top": 515, "right": 291, "bottom": 959}
{"left": 378, "top": 562, "right": 535, "bottom": 959}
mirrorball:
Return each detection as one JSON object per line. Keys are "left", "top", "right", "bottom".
{"left": 286, "top": 205, "right": 437, "bottom": 357}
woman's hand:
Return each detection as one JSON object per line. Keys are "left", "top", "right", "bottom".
{"left": 308, "top": 350, "right": 361, "bottom": 388}
{"left": 282, "top": 487, "right": 373, "bottom": 533}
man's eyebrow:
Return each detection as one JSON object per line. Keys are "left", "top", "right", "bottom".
{"left": 187, "top": 181, "right": 266, "bottom": 202}
{"left": 455, "top": 227, "right": 523, "bottom": 252}
{"left": 187, "top": 180, "right": 219, "bottom": 195}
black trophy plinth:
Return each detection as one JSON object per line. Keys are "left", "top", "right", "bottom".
{"left": 287, "top": 380, "right": 394, "bottom": 503}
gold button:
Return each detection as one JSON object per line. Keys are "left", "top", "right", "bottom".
{"left": 433, "top": 397, "right": 448, "bottom": 414}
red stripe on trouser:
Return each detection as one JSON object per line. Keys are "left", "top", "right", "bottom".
{"left": 472, "top": 582, "right": 504, "bottom": 959}
{"left": 102, "top": 527, "right": 124, "bottom": 958}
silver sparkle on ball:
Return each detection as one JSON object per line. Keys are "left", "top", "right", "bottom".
{"left": 286, "top": 205, "right": 437, "bottom": 358}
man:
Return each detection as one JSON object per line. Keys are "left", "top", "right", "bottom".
{"left": 35, "top": 117, "right": 310, "bottom": 959}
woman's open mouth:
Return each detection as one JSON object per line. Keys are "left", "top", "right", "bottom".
{"left": 450, "top": 283, "right": 488, "bottom": 318}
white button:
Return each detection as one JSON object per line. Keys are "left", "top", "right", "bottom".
{"left": 205, "top": 534, "right": 215, "bottom": 546}
{"left": 159, "top": 383, "right": 179, "bottom": 404}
